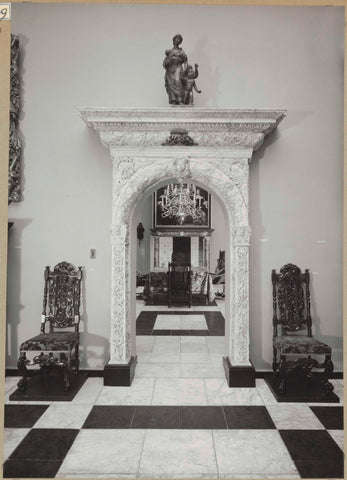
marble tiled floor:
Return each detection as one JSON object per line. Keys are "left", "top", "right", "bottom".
{"left": 3, "top": 300, "right": 344, "bottom": 479}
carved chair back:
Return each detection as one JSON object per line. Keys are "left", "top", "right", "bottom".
{"left": 168, "top": 262, "right": 191, "bottom": 289}
{"left": 172, "top": 252, "right": 189, "bottom": 266}
{"left": 41, "top": 262, "right": 82, "bottom": 334}
{"left": 216, "top": 250, "right": 225, "bottom": 272}
{"left": 272, "top": 263, "right": 312, "bottom": 337}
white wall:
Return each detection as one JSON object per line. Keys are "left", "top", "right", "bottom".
{"left": 8, "top": 4, "right": 344, "bottom": 370}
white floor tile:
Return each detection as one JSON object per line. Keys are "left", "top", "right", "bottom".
{"left": 180, "top": 315, "right": 208, "bottom": 329}
{"left": 180, "top": 353, "right": 211, "bottom": 364}
{"left": 68, "top": 377, "right": 104, "bottom": 405}
{"left": 206, "top": 341, "right": 225, "bottom": 353}
{"left": 256, "top": 379, "right": 279, "bottom": 405}
{"left": 205, "top": 379, "right": 264, "bottom": 405}
{"left": 210, "top": 354, "right": 224, "bottom": 365}
{"left": 152, "top": 378, "right": 208, "bottom": 405}
{"left": 213, "top": 430, "right": 298, "bottom": 476}
{"left": 4, "top": 376, "right": 21, "bottom": 393}
{"left": 328, "top": 429, "right": 344, "bottom": 451}
{"left": 138, "top": 430, "right": 217, "bottom": 478}
{"left": 57, "top": 429, "right": 145, "bottom": 476}
{"left": 33, "top": 404, "right": 93, "bottom": 429}
{"left": 181, "top": 343, "right": 209, "bottom": 354}
{"left": 3, "top": 428, "right": 30, "bottom": 461}
{"left": 154, "top": 314, "right": 208, "bottom": 330}
{"left": 181, "top": 336, "right": 207, "bottom": 344}
{"left": 136, "top": 339, "right": 155, "bottom": 353}
{"left": 154, "top": 315, "right": 181, "bottom": 329}
{"left": 135, "top": 363, "right": 181, "bottom": 378}
{"left": 137, "top": 352, "right": 152, "bottom": 362}
{"left": 180, "top": 364, "right": 225, "bottom": 378}
{"left": 266, "top": 404, "right": 325, "bottom": 429}
{"left": 206, "top": 336, "right": 225, "bottom": 344}
{"left": 96, "top": 378, "right": 155, "bottom": 405}
{"left": 150, "top": 352, "right": 180, "bottom": 363}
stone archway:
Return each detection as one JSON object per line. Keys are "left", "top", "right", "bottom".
{"left": 80, "top": 108, "right": 286, "bottom": 386}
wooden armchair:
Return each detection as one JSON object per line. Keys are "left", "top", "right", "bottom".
{"left": 168, "top": 260, "right": 192, "bottom": 308}
{"left": 272, "top": 263, "right": 334, "bottom": 395}
{"left": 17, "top": 262, "right": 82, "bottom": 392}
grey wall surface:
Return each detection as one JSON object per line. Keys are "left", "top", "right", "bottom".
{"left": 8, "top": 4, "right": 344, "bottom": 370}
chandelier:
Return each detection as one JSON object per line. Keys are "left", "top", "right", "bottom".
{"left": 158, "top": 183, "right": 208, "bottom": 225}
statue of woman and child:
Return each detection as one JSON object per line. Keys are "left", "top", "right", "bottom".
{"left": 163, "top": 34, "right": 201, "bottom": 105}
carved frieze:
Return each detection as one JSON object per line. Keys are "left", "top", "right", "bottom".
{"left": 9, "top": 34, "right": 21, "bottom": 204}
{"left": 80, "top": 108, "right": 286, "bottom": 151}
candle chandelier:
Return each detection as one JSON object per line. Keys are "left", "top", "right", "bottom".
{"left": 158, "top": 183, "right": 208, "bottom": 225}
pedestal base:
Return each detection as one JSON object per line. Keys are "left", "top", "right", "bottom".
{"left": 223, "top": 357, "right": 256, "bottom": 387}
{"left": 265, "top": 373, "right": 339, "bottom": 403}
{"left": 9, "top": 372, "right": 88, "bottom": 402}
{"left": 103, "top": 356, "right": 137, "bottom": 386}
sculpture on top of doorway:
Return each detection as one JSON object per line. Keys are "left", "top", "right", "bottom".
{"left": 163, "top": 34, "right": 201, "bottom": 106}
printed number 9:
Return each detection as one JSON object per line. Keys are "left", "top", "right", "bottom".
{"left": 0, "top": 7, "right": 8, "bottom": 19}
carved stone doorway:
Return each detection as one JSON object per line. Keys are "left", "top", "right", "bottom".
{"left": 80, "top": 108, "right": 286, "bottom": 386}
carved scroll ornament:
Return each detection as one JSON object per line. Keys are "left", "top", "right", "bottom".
{"left": 9, "top": 34, "right": 21, "bottom": 204}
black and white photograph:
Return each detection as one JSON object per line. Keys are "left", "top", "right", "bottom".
{"left": 1, "top": 2, "right": 344, "bottom": 479}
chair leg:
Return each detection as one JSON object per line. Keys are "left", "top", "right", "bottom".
{"left": 323, "top": 354, "right": 334, "bottom": 394}
{"left": 272, "top": 346, "right": 278, "bottom": 375}
{"left": 17, "top": 352, "right": 29, "bottom": 392}
{"left": 278, "top": 354, "right": 286, "bottom": 394}
{"left": 74, "top": 344, "right": 79, "bottom": 375}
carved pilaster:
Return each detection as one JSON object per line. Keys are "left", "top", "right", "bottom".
{"left": 9, "top": 35, "right": 21, "bottom": 204}
{"left": 232, "top": 226, "right": 251, "bottom": 246}
{"left": 233, "top": 245, "right": 250, "bottom": 365}
{"left": 110, "top": 223, "right": 131, "bottom": 364}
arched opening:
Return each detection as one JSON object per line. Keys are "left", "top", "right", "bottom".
{"left": 130, "top": 176, "right": 230, "bottom": 376}
{"left": 104, "top": 154, "right": 255, "bottom": 387}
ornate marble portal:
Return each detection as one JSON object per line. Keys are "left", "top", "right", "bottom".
{"left": 80, "top": 108, "right": 286, "bottom": 386}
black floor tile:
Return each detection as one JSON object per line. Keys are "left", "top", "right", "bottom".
{"left": 173, "top": 330, "right": 191, "bottom": 335}
{"left": 223, "top": 406, "right": 276, "bottom": 429}
{"left": 136, "top": 329, "right": 153, "bottom": 335}
{"left": 136, "top": 311, "right": 157, "bottom": 321}
{"left": 310, "top": 406, "right": 344, "bottom": 430}
{"left": 190, "top": 329, "right": 210, "bottom": 336}
{"left": 9, "top": 428, "right": 79, "bottom": 460}
{"left": 136, "top": 319, "right": 156, "bottom": 330}
{"left": 4, "top": 404, "right": 49, "bottom": 428}
{"left": 3, "top": 459, "right": 62, "bottom": 478}
{"left": 131, "top": 406, "right": 180, "bottom": 429}
{"left": 204, "top": 311, "right": 225, "bottom": 322}
{"left": 294, "top": 460, "right": 344, "bottom": 479}
{"left": 152, "top": 329, "right": 171, "bottom": 335}
{"left": 180, "top": 406, "right": 227, "bottom": 429}
{"left": 83, "top": 406, "right": 136, "bottom": 428}
{"left": 205, "top": 312, "right": 225, "bottom": 335}
{"left": 279, "top": 429, "right": 344, "bottom": 465}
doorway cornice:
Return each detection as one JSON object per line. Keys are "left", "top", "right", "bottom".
{"left": 79, "top": 107, "right": 286, "bottom": 152}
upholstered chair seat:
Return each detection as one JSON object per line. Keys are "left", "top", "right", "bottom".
{"left": 273, "top": 335, "right": 332, "bottom": 355}
{"left": 20, "top": 332, "right": 79, "bottom": 351}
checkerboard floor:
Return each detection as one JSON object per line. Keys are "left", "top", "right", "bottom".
{"left": 3, "top": 376, "right": 344, "bottom": 478}
{"left": 4, "top": 303, "right": 344, "bottom": 478}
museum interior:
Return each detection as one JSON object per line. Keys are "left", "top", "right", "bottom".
{"left": 3, "top": 3, "right": 344, "bottom": 479}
